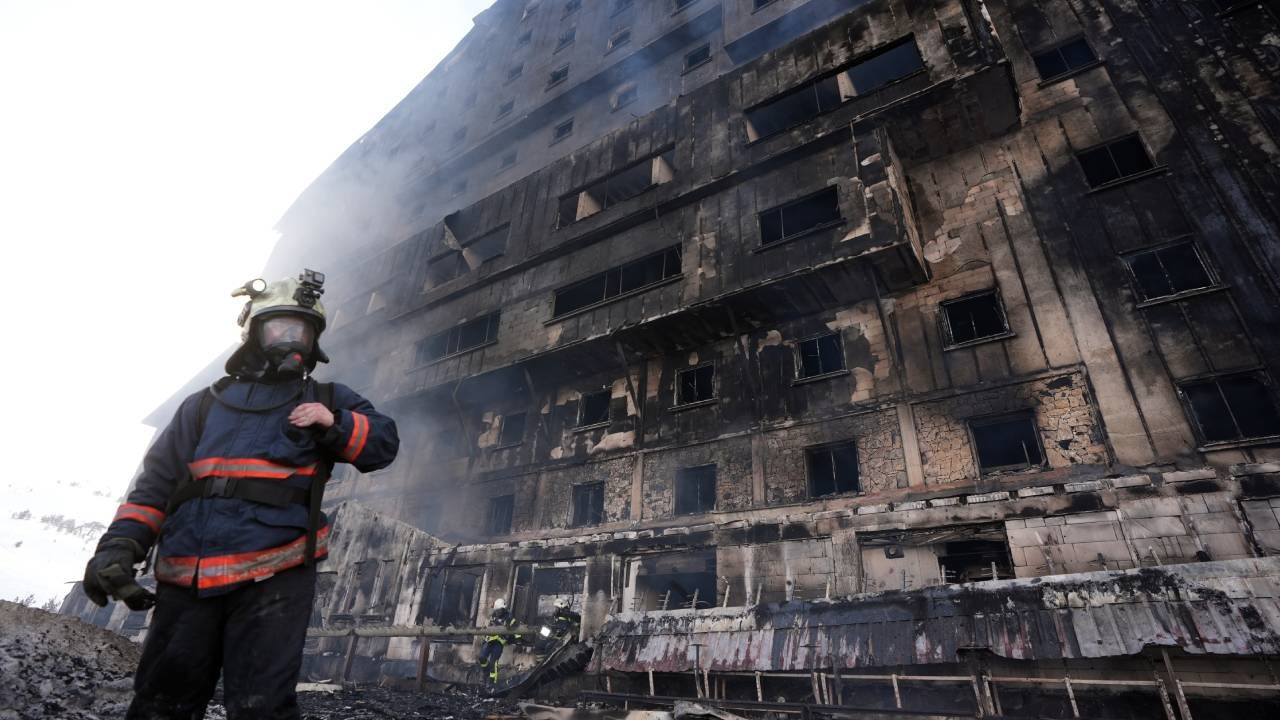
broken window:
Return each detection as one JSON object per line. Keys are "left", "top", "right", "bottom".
{"left": 578, "top": 388, "right": 611, "bottom": 427}
{"left": 1077, "top": 134, "right": 1155, "bottom": 188}
{"left": 462, "top": 224, "right": 508, "bottom": 266}
{"left": 969, "top": 412, "right": 1044, "bottom": 473}
{"left": 806, "top": 441, "right": 859, "bottom": 497}
{"left": 675, "top": 465, "right": 716, "bottom": 515}
{"left": 612, "top": 84, "right": 638, "bottom": 111}
{"left": 608, "top": 28, "right": 631, "bottom": 51}
{"left": 496, "top": 99, "right": 515, "bottom": 119}
{"left": 570, "top": 482, "right": 605, "bottom": 527}
{"left": 512, "top": 564, "right": 585, "bottom": 624}
{"left": 859, "top": 525, "right": 1012, "bottom": 591}
{"left": 499, "top": 150, "right": 518, "bottom": 170}
{"left": 1123, "top": 241, "right": 1214, "bottom": 302}
{"left": 508, "top": 64, "right": 524, "bottom": 82}
{"left": 486, "top": 495, "right": 515, "bottom": 536}
{"left": 1032, "top": 37, "right": 1097, "bottom": 81}
{"left": 797, "top": 332, "right": 844, "bottom": 378}
{"left": 553, "top": 244, "right": 682, "bottom": 317}
{"left": 627, "top": 549, "right": 716, "bottom": 610}
{"left": 758, "top": 186, "right": 842, "bottom": 245}
{"left": 1181, "top": 373, "right": 1280, "bottom": 444}
{"left": 677, "top": 363, "right": 715, "bottom": 405}
{"left": 754, "top": 0, "right": 775, "bottom": 8}
{"left": 684, "top": 44, "right": 711, "bottom": 71}
{"left": 557, "top": 149, "right": 676, "bottom": 226}
{"left": 424, "top": 250, "right": 468, "bottom": 289}
{"left": 415, "top": 311, "right": 501, "bottom": 364}
{"left": 499, "top": 412, "right": 526, "bottom": 446}
{"left": 552, "top": 118, "right": 574, "bottom": 143}
{"left": 555, "top": 27, "right": 576, "bottom": 52}
{"left": 547, "top": 65, "right": 569, "bottom": 89}
{"left": 562, "top": 0, "right": 580, "bottom": 16}
{"left": 417, "top": 565, "right": 483, "bottom": 626}
{"left": 940, "top": 290, "right": 1010, "bottom": 346}
{"left": 744, "top": 38, "right": 923, "bottom": 141}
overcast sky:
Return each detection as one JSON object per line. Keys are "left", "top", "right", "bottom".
{"left": 0, "top": 1, "right": 493, "bottom": 606}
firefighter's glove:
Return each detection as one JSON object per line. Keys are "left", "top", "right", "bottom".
{"left": 83, "top": 538, "right": 156, "bottom": 611}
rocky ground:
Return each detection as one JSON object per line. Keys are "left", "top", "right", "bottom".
{"left": 0, "top": 601, "right": 523, "bottom": 719}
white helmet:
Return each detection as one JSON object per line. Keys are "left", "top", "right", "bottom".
{"left": 554, "top": 598, "right": 569, "bottom": 610}
{"left": 492, "top": 598, "right": 507, "bottom": 610}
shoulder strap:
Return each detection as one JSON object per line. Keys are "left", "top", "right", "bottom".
{"left": 317, "top": 381, "right": 335, "bottom": 412}
{"left": 304, "top": 380, "right": 337, "bottom": 566}
{"left": 195, "top": 387, "right": 216, "bottom": 443}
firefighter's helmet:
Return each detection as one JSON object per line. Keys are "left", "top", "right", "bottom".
{"left": 224, "top": 269, "right": 330, "bottom": 375}
{"left": 553, "top": 598, "right": 569, "bottom": 610}
{"left": 493, "top": 598, "right": 507, "bottom": 610}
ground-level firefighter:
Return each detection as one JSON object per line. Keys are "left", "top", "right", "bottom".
{"left": 81, "top": 270, "right": 399, "bottom": 719}
{"left": 550, "top": 597, "right": 580, "bottom": 637}
{"left": 477, "top": 597, "right": 519, "bottom": 683}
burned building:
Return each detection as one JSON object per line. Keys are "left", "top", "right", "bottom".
{"left": 68, "top": 0, "right": 1280, "bottom": 716}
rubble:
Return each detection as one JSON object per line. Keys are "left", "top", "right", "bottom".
{"left": 294, "top": 685, "right": 519, "bottom": 720}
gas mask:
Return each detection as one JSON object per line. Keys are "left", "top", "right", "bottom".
{"left": 256, "top": 315, "right": 316, "bottom": 378}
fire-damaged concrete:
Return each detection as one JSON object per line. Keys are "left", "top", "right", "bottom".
{"left": 88, "top": 0, "right": 1280, "bottom": 716}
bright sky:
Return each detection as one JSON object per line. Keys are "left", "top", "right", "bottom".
{"left": 0, "top": 1, "right": 493, "bottom": 606}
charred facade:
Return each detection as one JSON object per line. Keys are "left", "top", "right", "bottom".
{"left": 73, "top": 0, "right": 1280, "bottom": 716}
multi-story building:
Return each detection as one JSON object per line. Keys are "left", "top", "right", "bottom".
{"left": 69, "top": 0, "right": 1280, "bottom": 715}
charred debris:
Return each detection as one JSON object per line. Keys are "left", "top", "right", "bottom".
{"left": 64, "top": 0, "right": 1280, "bottom": 717}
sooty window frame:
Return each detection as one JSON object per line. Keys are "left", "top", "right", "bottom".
{"left": 552, "top": 244, "right": 683, "bottom": 318}
{"left": 676, "top": 363, "right": 715, "bottom": 406}
{"left": 557, "top": 148, "right": 676, "bottom": 226}
{"left": 487, "top": 495, "right": 515, "bottom": 536}
{"left": 796, "top": 332, "right": 846, "bottom": 380}
{"left": 1121, "top": 239, "right": 1218, "bottom": 305}
{"left": 570, "top": 482, "right": 605, "bottom": 527}
{"left": 607, "top": 27, "right": 632, "bottom": 53}
{"left": 555, "top": 26, "right": 576, "bottom": 53}
{"left": 547, "top": 64, "right": 570, "bottom": 90}
{"left": 1076, "top": 134, "right": 1159, "bottom": 189}
{"left": 1031, "top": 36, "right": 1099, "bottom": 83}
{"left": 577, "top": 388, "right": 612, "bottom": 428}
{"left": 806, "top": 440, "right": 860, "bottom": 498}
{"left": 551, "top": 118, "right": 575, "bottom": 144}
{"left": 940, "top": 290, "right": 1013, "bottom": 349}
{"left": 684, "top": 44, "right": 712, "bottom": 73}
{"left": 757, "top": 186, "right": 843, "bottom": 247}
{"left": 498, "top": 412, "right": 527, "bottom": 447}
{"left": 496, "top": 99, "right": 515, "bottom": 120}
{"left": 1179, "top": 372, "right": 1280, "bottom": 446}
{"left": 612, "top": 84, "right": 638, "bottom": 111}
{"left": 507, "top": 63, "right": 525, "bottom": 82}
{"left": 415, "top": 311, "right": 501, "bottom": 365}
{"left": 968, "top": 411, "right": 1046, "bottom": 474}
{"left": 674, "top": 464, "right": 717, "bottom": 515}
{"left": 499, "top": 150, "right": 519, "bottom": 171}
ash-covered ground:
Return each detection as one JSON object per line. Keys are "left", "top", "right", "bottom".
{"left": 0, "top": 601, "right": 522, "bottom": 719}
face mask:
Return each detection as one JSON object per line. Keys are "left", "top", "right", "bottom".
{"left": 257, "top": 316, "right": 315, "bottom": 377}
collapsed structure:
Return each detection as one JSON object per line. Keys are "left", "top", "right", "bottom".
{"left": 64, "top": 0, "right": 1280, "bottom": 716}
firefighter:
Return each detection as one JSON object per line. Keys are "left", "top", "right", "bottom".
{"left": 550, "top": 597, "right": 580, "bottom": 637}
{"left": 477, "top": 597, "right": 517, "bottom": 683}
{"left": 81, "top": 270, "right": 399, "bottom": 719}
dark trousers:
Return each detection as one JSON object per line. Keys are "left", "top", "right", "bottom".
{"left": 126, "top": 564, "right": 316, "bottom": 720}
{"left": 477, "top": 638, "right": 505, "bottom": 677}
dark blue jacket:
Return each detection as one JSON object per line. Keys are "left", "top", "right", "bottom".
{"left": 105, "top": 377, "right": 398, "bottom": 596}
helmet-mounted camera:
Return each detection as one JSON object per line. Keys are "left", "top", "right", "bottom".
{"left": 294, "top": 269, "right": 325, "bottom": 309}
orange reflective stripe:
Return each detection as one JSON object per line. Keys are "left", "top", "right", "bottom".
{"left": 188, "top": 457, "right": 317, "bottom": 479}
{"left": 340, "top": 412, "right": 368, "bottom": 462}
{"left": 154, "top": 555, "right": 197, "bottom": 586}
{"left": 194, "top": 526, "right": 331, "bottom": 590}
{"left": 113, "top": 503, "right": 165, "bottom": 533}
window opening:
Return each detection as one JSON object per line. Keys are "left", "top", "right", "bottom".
{"left": 797, "top": 332, "right": 844, "bottom": 378}
{"left": 563, "top": 0, "right": 581, "bottom": 15}
{"left": 613, "top": 84, "right": 638, "bottom": 110}
{"left": 744, "top": 38, "right": 923, "bottom": 141}
{"left": 425, "top": 250, "right": 468, "bottom": 289}
{"left": 859, "top": 525, "right": 1012, "bottom": 591}
{"left": 608, "top": 28, "right": 632, "bottom": 51}
{"left": 508, "top": 64, "right": 525, "bottom": 82}
{"left": 514, "top": 565, "right": 585, "bottom": 624}
{"left": 754, "top": 0, "right": 776, "bottom": 8}
{"left": 758, "top": 186, "right": 841, "bottom": 245}
{"left": 578, "top": 389, "right": 611, "bottom": 427}
{"left": 552, "top": 118, "right": 574, "bottom": 143}
{"left": 553, "top": 244, "right": 683, "bottom": 317}
{"left": 674, "top": 0, "right": 698, "bottom": 11}
{"left": 499, "top": 412, "right": 526, "bottom": 447}
{"left": 941, "top": 290, "right": 1010, "bottom": 346}
{"left": 499, "top": 150, "right": 518, "bottom": 170}
{"left": 557, "top": 148, "right": 676, "bottom": 226}
{"left": 1182, "top": 373, "right": 1280, "bottom": 444}
{"left": 970, "top": 412, "right": 1044, "bottom": 473}
{"left": 556, "top": 27, "right": 576, "bottom": 52}
{"left": 684, "top": 44, "right": 711, "bottom": 71}
{"left": 1032, "top": 37, "right": 1097, "bottom": 80}
{"left": 517, "top": 30, "right": 532, "bottom": 46}
{"left": 487, "top": 495, "right": 515, "bottom": 535}
{"left": 674, "top": 465, "right": 716, "bottom": 515}
{"left": 522, "top": 1, "right": 540, "bottom": 21}
{"left": 627, "top": 549, "right": 716, "bottom": 610}
{"left": 677, "top": 364, "right": 714, "bottom": 405}
{"left": 806, "top": 441, "right": 859, "bottom": 497}
{"left": 547, "top": 65, "right": 570, "bottom": 89}
{"left": 418, "top": 565, "right": 483, "bottom": 626}
{"left": 463, "top": 224, "right": 508, "bottom": 265}
{"left": 496, "top": 99, "right": 515, "bottom": 119}
{"left": 571, "top": 482, "right": 605, "bottom": 527}
{"left": 1077, "top": 135, "right": 1155, "bottom": 188}
{"left": 1123, "top": 241, "right": 1213, "bottom": 302}
{"left": 415, "top": 311, "right": 501, "bottom": 364}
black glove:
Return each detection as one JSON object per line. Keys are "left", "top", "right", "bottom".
{"left": 83, "top": 537, "right": 156, "bottom": 611}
